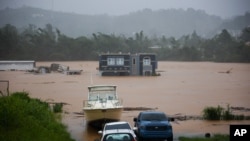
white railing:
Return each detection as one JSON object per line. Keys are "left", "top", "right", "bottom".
{"left": 83, "top": 99, "right": 123, "bottom": 108}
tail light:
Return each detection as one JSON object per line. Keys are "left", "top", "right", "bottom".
{"left": 132, "top": 138, "right": 137, "bottom": 141}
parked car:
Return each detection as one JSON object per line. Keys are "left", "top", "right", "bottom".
{"left": 98, "top": 129, "right": 137, "bottom": 141}
{"left": 133, "top": 111, "right": 173, "bottom": 141}
{"left": 98, "top": 121, "right": 136, "bottom": 138}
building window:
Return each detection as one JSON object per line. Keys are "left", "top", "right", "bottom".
{"left": 107, "top": 58, "right": 115, "bottom": 65}
{"left": 107, "top": 57, "right": 124, "bottom": 66}
{"left": 116, "top": 58, "right": 124, "bottom": 65}
{"left": 143, "top": 57, "right": 151, "bottom": 65}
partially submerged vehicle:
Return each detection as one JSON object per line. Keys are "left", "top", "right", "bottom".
{"left": 97, "top": 129, "right": 137, "bottom": 141}
{"left": 98, "top": 121, "right": 136, "bottom": 138}
{"left": 133, "top": 111, "right": 173, "bottom": 141}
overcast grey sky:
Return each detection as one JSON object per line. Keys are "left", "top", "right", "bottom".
{"left": 1, "top": 0, "right": 250, "bottom": 18}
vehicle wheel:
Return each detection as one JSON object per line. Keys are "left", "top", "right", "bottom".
{"left": 138, "top": 137, "right": 144, "bottom": 141}
{"left": 137, "top": 134, "right": 143, "bottom": 141}
{"left": 137, "top": 135, "right": 143, "bottom": 141}
{"left": 167, "top": 136, "right": 173, "bottom": 141}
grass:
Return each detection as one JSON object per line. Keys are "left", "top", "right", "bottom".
{"left": 179, "top": 134, "right": 229, "bottom": 141}
{"left": 0, "top": 92, "right": 74, "bottom": 141}
{"left": 203, "top": 105, "right": 224, "bottom": 120}
{"left": 203, "top": 104, "right": 249, "bottom": 120}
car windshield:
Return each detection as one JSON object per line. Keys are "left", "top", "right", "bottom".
{"left": 104, "top": 133, "right": 133, "bottom": 141}
{"left": 141, "top": 113, "right": 167, "bottom": 121}
{"left": 105, "top": 123, "right": 131, "bottom": 130}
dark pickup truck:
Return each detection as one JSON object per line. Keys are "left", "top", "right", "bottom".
{"left": 133, "top": 111, "right": 173, "bottom": 141}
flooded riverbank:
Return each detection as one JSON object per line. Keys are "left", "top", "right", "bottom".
{"left": 1, "top": 61, "right": 250, "bottom": 141}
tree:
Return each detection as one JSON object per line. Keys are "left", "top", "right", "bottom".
{"left": 0, "top": 24, "right": 19, "bottom": 59}
{"left": 239, "top": 26, "right": 250, "bottom": 42}
{"left": 214, "top": 29, "right": 233, "bottom": 45}
{"left": 212, "top": 29, "right": 235, "bottom": 62}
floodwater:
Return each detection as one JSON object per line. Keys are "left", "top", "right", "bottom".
{"left": 0, "top": 61, "right": 250, "bottom": 141}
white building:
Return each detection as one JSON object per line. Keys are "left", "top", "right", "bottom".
{"left": 0, "top": 61, "right": 36, "bottom": 71}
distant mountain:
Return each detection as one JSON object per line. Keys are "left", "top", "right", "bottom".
{"left": 0, "top": 6, "right": 249, "bottom": 38}
{"left": 218, "top": 12, "right": 250, "bottom": 36}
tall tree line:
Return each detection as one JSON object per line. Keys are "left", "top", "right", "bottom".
{"left": 0, "top": 24, "right": 250, "bottom": 62}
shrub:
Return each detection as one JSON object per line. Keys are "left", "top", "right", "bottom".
{"left": 203, "top": 106, "right": 223, "bottom": 120}
{"left": 0, "top": 92, "right": 74, "bottom": 141}
{"left": 222, "top": 104, "right": 234, "bottom": 120}
{"left": 53, "top": 103, "right": 64, "bottom": 113}
{"left": 203, "top": 105, "right": 248, "bottom": 120}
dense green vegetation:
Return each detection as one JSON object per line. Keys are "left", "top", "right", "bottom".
{"left": 203, "top": 105, "right": 249, "bottom": 120}
{"left": 0, "top": 23, "right": 250, "bottom": 62}
{"left": 0, "top": 92, "right": 74, "bottom": 141}
{"left": 179, "top": 134, "right": 229, "bottom": 141}
{"left": 53, "top": 103, "right": 64, "bottom": 113}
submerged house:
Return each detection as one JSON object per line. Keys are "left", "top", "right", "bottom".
{"left": 99, "top": 53, "right": 157, "bottom": 76}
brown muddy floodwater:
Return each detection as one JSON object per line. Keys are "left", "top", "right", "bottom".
{"left": 0, "top": 61, "right": 250, "bottom": 141}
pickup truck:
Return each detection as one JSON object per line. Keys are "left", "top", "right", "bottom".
{"left": 133, "top": 111, "right": 173, "bottom": 141}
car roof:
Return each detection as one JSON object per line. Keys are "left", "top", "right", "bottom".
{"left": 105, "top": 121, "right": 129, "bottom": 126}
{"left": 140, "top": 111, "right": 165, "bottom": 114}
{"left": 104, "top": 129, "right": 134, "bottom": 134}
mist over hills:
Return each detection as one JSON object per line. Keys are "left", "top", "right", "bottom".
{"left": 0, "top": 6, "right": 249, "bottom": 38}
